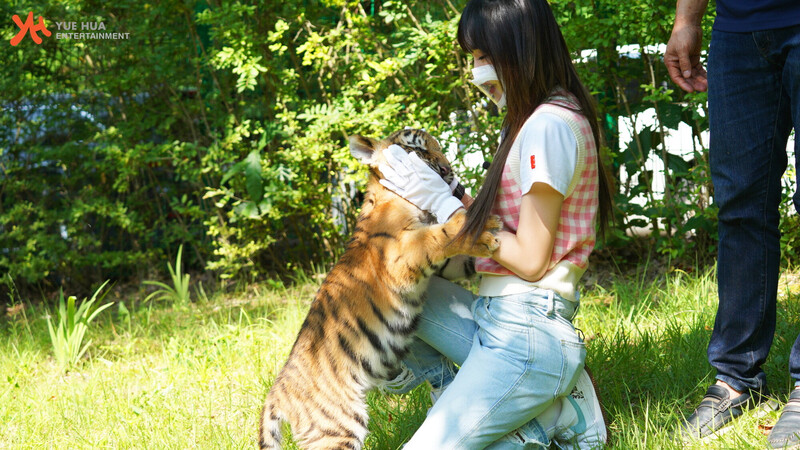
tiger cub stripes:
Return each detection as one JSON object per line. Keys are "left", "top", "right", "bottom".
{"left": 258, "top": 129, "right": 500, "bottom": 450}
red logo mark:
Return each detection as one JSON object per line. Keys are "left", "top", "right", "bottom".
{"left": 11, "top": 12, "right": 51, "bottom": 46}
{"left": 530, "top": 155, "right": 536, "bottom": 169}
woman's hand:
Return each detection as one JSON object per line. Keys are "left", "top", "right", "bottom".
{"left": 379, "top": 145, "right": 464, "bottom": 223}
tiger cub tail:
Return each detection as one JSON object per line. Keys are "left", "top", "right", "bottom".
{"left": 258, "top": 399, "right": 284, "bottom": 450}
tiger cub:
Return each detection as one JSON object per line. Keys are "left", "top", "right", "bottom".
{"left": 258, "top": 129, "right": 500, "bottom": 450}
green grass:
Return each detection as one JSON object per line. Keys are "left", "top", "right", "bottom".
{"left": 2, "top": 266, "right": 800, "bottom": 449}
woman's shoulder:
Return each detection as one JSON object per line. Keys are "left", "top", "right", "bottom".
{"left": 521, "top": 90, "right": 576, "bottom": 134}
{"left": 519, "top": 109, "right": 572, "bottom": 139}
{"left": 525, "top": 89, "right": 589, "bottom": 136}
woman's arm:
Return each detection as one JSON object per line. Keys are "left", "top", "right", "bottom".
{"left": 460, "top": 193, "right": 474, "bottom": 210}
{"left": 490, "top": 183, "right": 563, "bottom": 282}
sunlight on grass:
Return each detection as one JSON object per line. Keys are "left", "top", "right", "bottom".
{"left": 2, "top": 266, "right": 800, "bottom": 448}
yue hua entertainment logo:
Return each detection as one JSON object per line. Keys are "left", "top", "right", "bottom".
{"left": 10, "top": 12, "right": 129, "bottom": 46}
{"left": 10, "top": 12, "right": 50, "bottom": 45}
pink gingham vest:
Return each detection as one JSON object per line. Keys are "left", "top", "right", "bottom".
{"left": 475, "top": 91, "right": 599, "bottom": 301}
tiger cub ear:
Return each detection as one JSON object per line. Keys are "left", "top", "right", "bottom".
{"left": 349, "top": 135, "right": 380, "bottom": 164}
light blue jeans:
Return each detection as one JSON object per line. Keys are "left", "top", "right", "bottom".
{"left": 401, "top": 276, "right": 586, "bottom": 449}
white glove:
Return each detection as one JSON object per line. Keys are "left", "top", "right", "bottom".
{"left": 379, "top": 145, "right": 464, "bottom": 224}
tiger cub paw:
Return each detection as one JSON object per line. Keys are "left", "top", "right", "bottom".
{"left": 485, "top": 215, "right": 502, "bottom": 234}
{"left": 445, "top": 209, "right": 468, "bottom": 230}
{"left": 472, "top": 215, "right": 501, "bottom": 257}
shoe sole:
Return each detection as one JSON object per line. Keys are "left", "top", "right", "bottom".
{"left": 697, "top": 421, "right": 735, "bottom": 445}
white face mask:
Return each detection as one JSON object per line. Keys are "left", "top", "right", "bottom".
{"left": 470, "top": 64, "right": 506, "bottom": 109}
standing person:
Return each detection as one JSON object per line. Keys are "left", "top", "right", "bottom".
{"left": 377, "top": 0, "right": 612, "bottom": 447}
{"left": 665, "top": 0, "right": 800, "bottom": 447}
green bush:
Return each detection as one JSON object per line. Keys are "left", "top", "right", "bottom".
{"left": 2, "top": 0, "right": 797, "bottom": 298}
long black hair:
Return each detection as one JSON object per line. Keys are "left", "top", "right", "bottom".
{"left": 456, "top": 0, "right": 613, "bottom": 244}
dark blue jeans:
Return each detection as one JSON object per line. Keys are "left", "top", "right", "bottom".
{"left": 707, "top": 24, "right": 800, "bottom": 393}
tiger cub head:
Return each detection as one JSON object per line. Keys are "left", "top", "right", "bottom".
{"left": 348, "top": 128, "right": 456, "bottom": 188}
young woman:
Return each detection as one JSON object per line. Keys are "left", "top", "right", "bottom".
{"left": 378, "top": 0, "right": 613, "bottom": 447}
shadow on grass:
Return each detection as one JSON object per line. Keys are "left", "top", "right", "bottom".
{"left": 584, "top": 281, "right": 800, "bottom": 449}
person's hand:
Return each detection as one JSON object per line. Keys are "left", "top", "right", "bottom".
{"left": 379, "top": 145, "right": 464, "bottom": 224}
{"left": 665, "top": 24, "right": 708, "bottom": 93}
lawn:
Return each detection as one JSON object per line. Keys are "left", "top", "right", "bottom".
{"left": 2, "top": 265, "right": 800, "bottom": 449}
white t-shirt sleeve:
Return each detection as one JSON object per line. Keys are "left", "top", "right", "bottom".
{"left": 517, "top": 112, "right": 577, "bottom": 197}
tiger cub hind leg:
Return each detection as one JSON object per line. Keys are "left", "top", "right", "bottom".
{"left": 258, "top": 401, "right": 284, "bottom": 449}
{"left": 260, "top": 372, "right": 370, "bottom": 450}
{"left": 259, "top": 400, "right": 368, "bottom": 450}
{"left": 303, "top": 436, "right": 364, "bottom": 450}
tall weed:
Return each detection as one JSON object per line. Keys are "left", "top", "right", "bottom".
{"left": 144, "top": 245, "right": 191, "bottom": 305}
{"left": 46, "top": 280, "right": 113, "bottom": 370}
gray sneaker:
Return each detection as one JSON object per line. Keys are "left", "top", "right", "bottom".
{"left": 501, "top": 367, "right": 608, "bottom": 449}
{"left": 553, "top": 367, "right": 608, "bottom": 449}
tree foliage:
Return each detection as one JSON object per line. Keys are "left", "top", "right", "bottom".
{"left": 1, "top": 0, "right": 796, "bottom": 296}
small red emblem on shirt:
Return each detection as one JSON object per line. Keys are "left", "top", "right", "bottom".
{"left": 530, "top": 155, "right": 536, "bottom": 169}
